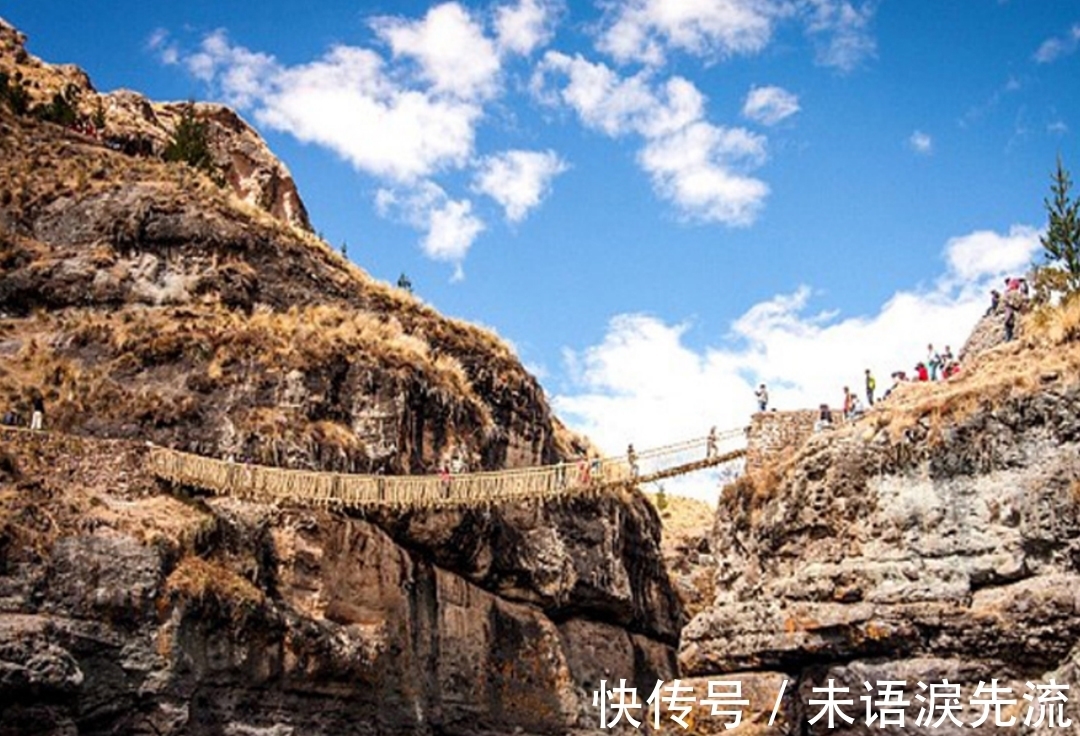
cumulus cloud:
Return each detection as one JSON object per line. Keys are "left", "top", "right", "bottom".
{"left": 161, "top": 2, "right": 570, "bottom": 276}
{"left": 944, "top": 225, "right": 1041, "bottom": 282}
{"left": 495, "top": 0, "right": 560, "bottom": 55}
{"left": 147, "top": 28, "right": 180, "bottom": 65}
{"left": 1034, "top": 23, "right": 1080, "bottom": 64}
{"left": 908, "top": 130, "right": 932, "bottom": 155}
{"left": 533, "top": 52, "right": 769, "bottom": 224}
{"left": 473, "top": 150, "right": 568, "bottom": 222}
{"left": 174, "top": 31, "right": 480, "bottom": 182}
{"left": 800, "top": 0, "right": 877, "bottom": 72}
{"left": 376, "top": 183, "right": 484, "bottom": 278}
{"left": 554, "top": 223, "right": 1040, "bottom": 501}
{"left": 591, "top": 0, "right": 877, "bottom": 72}
{"left": 742, "top": 85, "right": 800, "bottom": 125}
{"left": 371, "top": 3, "right": 500, "bottom": 100}
{"left": 596, "top": 0, "right": 782, "bottom": 67}
{"left": 638, "top": 122, "right": 769, "bottom": 225}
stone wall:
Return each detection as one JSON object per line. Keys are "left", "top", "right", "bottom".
{"left": 745, "top": 409, "right": 844, "bottom": 474}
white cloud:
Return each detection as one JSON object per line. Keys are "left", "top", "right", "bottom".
{"left": 800, "top": 0, "right": 877, "bottom": 72}
{"left": 1034, "top": 23, "right": 1080, "bottom": 64}
{"left": 742, "top": 85, "right": 800, "bottom": 125}
{"left": 371, "top": 3, "right": 500, "bottom": 100}
{"left": 1048, "top": 119, "right": 1069, "bottom": 136}
{"left": 376, "top": 182, "right": 485, "bottom": 276}
{"left": 473, "top": 149, "right": 568, "bottom": 222}
{"left": 596, "top": 0, "right": 783, "bottom": 67}
{"left": 554, "top": 223, "right": 1039, "bottom": 501}
{"left": 495, "top": 0, "right": 559, "bottom": 55}
{"left": 533, "top": 51, "right": 662, "bottom": 135}
{"left": 944, "top": 225, "right": 1041, "bottom": 282}
{"left": 166, "top": 7, "right": 555, "bottom": 275}
{"left": 908, "top": 130, "right": 932, "bottom": 155}
{"left": 591, "top": 0, "right": 876, "bottom": 72}
{"left": 533, "top": 52, "right": 769, "bottom": 224}
{"left": 639, "top": 122, "right": 769, "bottom": 225}
{"left": 425, "top": 199, "right": 485, "bottom": 278}
{"left": 147, "top": 28, "right": 180, "bottom": 65}
{"left": 253, "top": 45, "right": 482, "bottom": 182}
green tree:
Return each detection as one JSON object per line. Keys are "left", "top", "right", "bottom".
{"left": 163, "top": 103, "right": 216, "bottom": 177}
{"left": 1039, "top": 157, "right": 1080, "bottom": 297}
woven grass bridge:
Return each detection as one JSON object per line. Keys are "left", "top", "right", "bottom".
{"left": 148, "top": 428, "right": 748, "bottom": 511}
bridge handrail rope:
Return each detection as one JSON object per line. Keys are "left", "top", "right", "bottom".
{"left": 145, "top": 426, "right": 747, "bottom": 511}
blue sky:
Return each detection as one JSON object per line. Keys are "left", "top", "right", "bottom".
{"left": 5, "top": 1, "right": 1079, "bottom": 495}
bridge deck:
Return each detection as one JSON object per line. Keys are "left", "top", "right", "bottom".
{"left": 147, "top": 430, "right": 747, "bottom": 511}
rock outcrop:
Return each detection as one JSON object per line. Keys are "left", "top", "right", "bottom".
{"left": 0, "top": 57, "right": 585, "bottom": 475}
{"left": 0, "top": 16, "right": 310, "bottom": 232}
{"left": 0, "top": 18, "right": 682, "bottom": 736}
{"left": 0, "top": 392, "right": 681, "bottom": 736}
{"left": 681, "top": 359, "right": 1080, "bottom": 733}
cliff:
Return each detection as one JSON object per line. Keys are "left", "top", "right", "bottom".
{"left": 679, "top": 302, "right": 1080, "bottom": 734}
{"left": 0, "top": 17, "right": 310, "bottom": 232}
{"left": 1, "top": 430, "right": 681, "bottom": 735}
{"left": 0, "top": 20, "right": 684, "bottom": 736}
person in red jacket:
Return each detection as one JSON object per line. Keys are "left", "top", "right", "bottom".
{"left": 915, "top": 362, "right": 929, "bottom": 381}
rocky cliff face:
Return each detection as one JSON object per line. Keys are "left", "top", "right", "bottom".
{"left": 0, "top": 48, "right": 583, "bottom": 475}
{"left": 0, "top": 19, "right": 682, "bottom": 736}
{"left": 680, "top": 329, "right": 1080, "bottom": 734}
{"left": 0, "top": 17, "right": 310, "bottom": 232}
{"left": 0, "top": 430, "right": 681, "bottom": 735}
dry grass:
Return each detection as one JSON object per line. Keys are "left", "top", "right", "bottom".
{"left": 164, "top": 555, "right": 265, "bottom": 610}
{"left": 857, "top": 298, "right": 1080, "bottom": 443}
{"left": 646, "top": 491, "right": 715, "bottom": 546}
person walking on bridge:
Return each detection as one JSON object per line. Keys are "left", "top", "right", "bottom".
{"left": 706, "top": 426, "right": 718, "bottom": 459}
{"left": 627, "top": 444, "right": 639, "bottom": 478}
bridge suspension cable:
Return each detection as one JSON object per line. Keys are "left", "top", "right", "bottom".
{"left": 148, "top": 427, "right": 748, "bottom": 511}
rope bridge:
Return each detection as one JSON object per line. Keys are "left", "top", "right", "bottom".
{"left": 148, "top": 428, "right": 748, "bottom": 511}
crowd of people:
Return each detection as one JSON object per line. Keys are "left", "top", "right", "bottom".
{"left": 752, "top": 275, "right": 1033, "bottom": 431}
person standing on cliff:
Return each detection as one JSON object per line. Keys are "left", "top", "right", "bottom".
{"left": 30, "top": 392, "right": 44, "bottom": 431}
{"left": 755, "top": 384, "right": 769, "bottom": 412}
{"left": 1004, "top": 304, "right": 1017, "bottom": 342}
{"left": 865, "top": 369, "right": 876, "bottom": 406}
{"left": 927, "top": 343, "right": 941, "bottom": 380}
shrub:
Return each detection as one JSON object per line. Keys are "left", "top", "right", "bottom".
{"left": 32, "top": 83, "right": 79, "bottom": 126}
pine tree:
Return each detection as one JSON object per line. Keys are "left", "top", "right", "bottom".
{"left": 1041, "top": 157, "right": 1080, "bottom": 296}
{"left": 163, "top": 103, "right": 216, "bottom": 176}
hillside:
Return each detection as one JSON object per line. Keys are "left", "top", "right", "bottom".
{"left": 0, "top": 19, "right": 683, "bottom": 736}
{"left": 0, "top": 16, "right": 590, "bottom": 475}
{"left": 678, "top": 301, "right": 1080, "bottom": 734}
